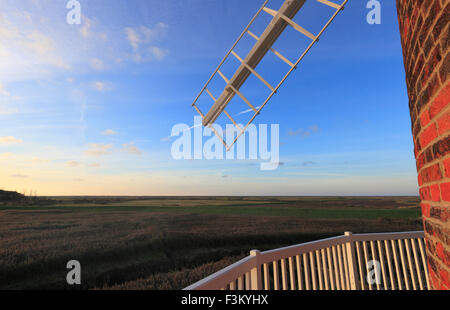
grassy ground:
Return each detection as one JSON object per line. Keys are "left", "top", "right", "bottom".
{"left": 0, "top": 196, "right": 422, "bottom": 290}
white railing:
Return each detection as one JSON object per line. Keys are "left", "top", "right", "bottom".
{"left": 184, "top": 231, "right": 430, "bottom": 290}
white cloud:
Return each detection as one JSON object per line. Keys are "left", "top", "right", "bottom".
{"left": 90, "top": 58, "right": 105, "bottom": 71}
{"left": 0, "top": 136, "right": 23, "bottom": 144}
{"left": 0, "top": 152, "right": 13, "bottom": 159}
{"left": 125, "top": 23, "right": 168, "bottom": 62}
{"left": 0, "top": 83, "right": 10, "bottom": 96}
{"left": 235, "top": 106, "right": 261, "bottom": 117}
{"left": 123, "top": 142, "right": 143, "bottom": 155}
{"left": 87, "top": 163, "right": 101, "bottom": 168}
{"left": 125, "top": 27, "right": 140, "bottom": 51}
{"left": 80, "top": 16, "right": 107, "bottom": 41}
{"left": 0, "top": 14, "right": 70, "bottom": 82}
{"left": 19, "top": 31, "right": 70, "bottom": 69}
{"left": 67, "top": 160, "right": 79, "bottom": 167}
{"left": 149, "top": 46, "right": 167, "bottom": 61}
{"left": 32, "top": 157, "right": 49, "bottom": 164}
{"left": 102, "top": 129, "right": 117, "bottom": 135}
{"left": 0, "top": 104, "right": 18, "bottom": 115}
{"left": 85, "top": 143, "right": 113, "bottom": 156}
{"left": 10, "top": 173, "right": 28, "bottom": 178}
{"left": 92, "top": 81, "right": 112, "bottom": 92}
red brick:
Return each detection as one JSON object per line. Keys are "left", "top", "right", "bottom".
{"left": 440, "top": 182, "right": 450, "bottom": 202}
{"left": 419, "top": 123, "right": 438, "bottom": 148}
{"left": 397, "top": 0, "right": 449, "bottom": 290}
{"left": 422, "top": 203, "right": 431, "bottom": 217}
{"left": 429, "top": 82, "right": 450, "bottom": 119}
{"left": 437, "top": 110, "right": 450, "bottom": 135}
{"left": 420, "top": 186, "right": 432, "bottom": 200}
{"left": 436, "top": 242, "right": 450, "bottom": 266}
{"left": 430, "top": 206, "right": 449, "bottom": 222}
{"left": 440, "top": 269, "right": 450, "bottom": 289}
{"left": 420, "top": 109, "right": 432, "bottom": 127}
{"left": 430, "top": 184, "right": 441, "bottom": 201}
{"left": 444, "top": 157, "right": 450, "bottom": 178}
{"left": 422, "top": 164, "right": 443, "bottom": 183}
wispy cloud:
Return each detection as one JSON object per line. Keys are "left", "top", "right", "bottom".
{"left": 87, "top": 163, "right": 101, "bottom": 168}
{"left": 32, "top": 157, "right": 49, "bottom": 164}
{"left": 0, "top": 136, "right": 23, "bottom": 144}
{"left": 0, "top": 12, "right": 70, "bottom": 82}
{"left": 10, "top": 174, "right": 28, "bottom": 178}
{"left": 302, "top": 161, "right": 317, "bottom": 166}
{"left": 85, "top": 143, "right": 113, "bottom": 156}
{"left": 125, "top": 23, "right": 169, "bottom": 62}
{"left": 80, "top": 16, "right": 107, "bottom": 41}
{"left": 288, "top": 125, "right": 320, "bottom": 137}
{"left": 0, "top": 83, "right": 10, "bottom": 96}
{"left": 90, "top": 58, "right": 105, "bottom": 71}
{"left": 92, "top": 81, "right": 112, "bottom": 92}
{"left": 66, "top": 160, "right": 79, "bottom": 167}
{"left": 102, "top": 129, "right": 117, "bottom": 135}
{"left": 123, "top": 142, "right": 143, "bottom": 155}
{"left": 234, "top": 106, "right": 261, "bottom": 117}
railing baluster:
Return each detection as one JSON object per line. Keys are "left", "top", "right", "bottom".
{"left": 229, "top": 280, "right": 236, "bottom": 290}
{"left": 273, "top": 261, "right": 280, "bottom": 290}
{"left": 326, "top": 247, "right": 335, "bottom": 290}
{"left": 337, "top": 244, "right": 346, "bottom": 290}
{"left": 315, "top": 251, "right": 324, "bottom": 290}
{"left": 185, "top": 231, "right": 427, "bottom": 291}
{"left": 384, "top": 240, "right": 396, "bottom": 290}
{"left": 238, "top": 276, "right": 244, "bottom": 290}
{"left": 341, "top": 244, "right": 350, "bottom": 289}
{"left": 369, "top": 241, "right": 381, "bottom": 290}
{"left": 332, "top": 246, "right": 341, "bottom": 290}
{"left": 418, "top": 238, "right": 430, "bottom": 289}
{"left": 281, "top": 258, "right": 288, "bottom": 290}
{"left": 397, "top": 239, "right": 410, "bottom": 290}
{"left": 288, "top": 257, "right": 296, "bottom": 290}
{"left": 296, "top": 254, "right": 303, "bottom": 290}
{"left": 376, "top": 240, "right": 388, "bottom": 290}
{"left": 390, "top": 240, "right": 403, "bottom": 290}
{"left": 263, "top": 263, "right": 270, "bottom": 290}
{"left": 310, "top": 252, "right": 318, "bottom": 290}
{"left": 245, "top": 272, "right": 251, "bottom": 290}
{"left": 404, "top": 239, "right": 417, "bottom": 290}
{"left": 355, "top": 242, "right": 366, "bottom": 290}
{"left": 321, "top": 249, "right": 329, "bottom": 290}
{"left": 410, "top": 239, "right": 424, "bottom": 290}
{"left": 362, "top": 241, "right": 372, "bottom": 290}
{"left": 303, "top": 253, "right": 310, "bottom": 290}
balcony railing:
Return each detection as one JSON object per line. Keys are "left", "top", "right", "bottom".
{"left": 184, "top": 231, "right": 429, "bottom": 290}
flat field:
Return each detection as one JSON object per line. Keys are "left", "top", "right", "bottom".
{"left": 0, "top": 196, "right": 422, "bottom": 289}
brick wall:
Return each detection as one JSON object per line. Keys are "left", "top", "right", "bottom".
{"left": 396, "top": 0, "right": 449, "bottom": 290}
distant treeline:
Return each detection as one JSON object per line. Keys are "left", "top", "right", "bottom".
{"left": 0, "top": 190, "right": 55, "bottom": 205}
{"left": 0, "top": 190, "right": 24, "bottom": 202}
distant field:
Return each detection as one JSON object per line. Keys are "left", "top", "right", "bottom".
{"left": 0, "top": 196, "right": 422, "bottom": 290}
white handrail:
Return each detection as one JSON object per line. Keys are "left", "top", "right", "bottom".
{"left": 184, "top": 231, "right": 427, "bottom": 291}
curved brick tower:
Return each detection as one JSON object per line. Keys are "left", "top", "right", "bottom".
{"left": 396, "top": 0, "right": 449, "bottom": 289}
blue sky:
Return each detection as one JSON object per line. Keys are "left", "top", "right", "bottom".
{"left": 0, "top": 0, "right": 419, "bottom": 196}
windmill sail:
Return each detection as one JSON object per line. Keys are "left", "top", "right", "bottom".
{"left": 192, "top": 0, "right": 348, "bottom": 151}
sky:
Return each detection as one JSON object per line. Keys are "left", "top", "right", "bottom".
{"left": 0, "top": 0, "right": 419, "bottom": 196}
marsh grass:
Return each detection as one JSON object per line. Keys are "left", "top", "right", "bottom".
{"left": 0, "top": 196, "right": 422, "bottom": 290}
